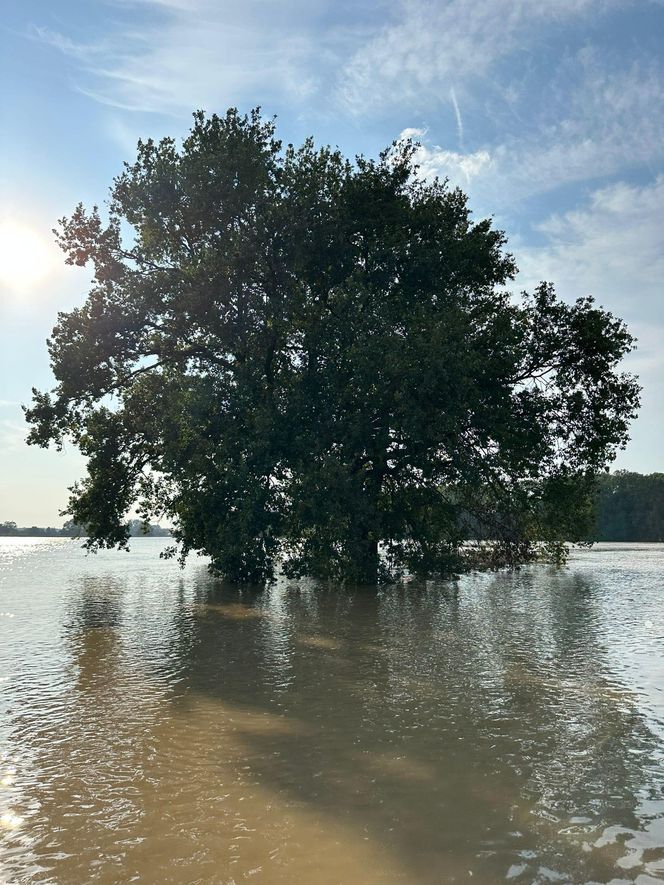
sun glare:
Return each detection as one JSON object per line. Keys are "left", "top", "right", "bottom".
{"left": 0, "top": 221, "right": 55, "bottom": 291}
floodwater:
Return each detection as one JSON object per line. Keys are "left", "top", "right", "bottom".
{"left": 1, "top": 540, "right": 663, "bottom": 884}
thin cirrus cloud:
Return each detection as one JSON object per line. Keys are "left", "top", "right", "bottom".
{"left": 32, "top": 1, "right": 327, "bottom": 115}
{"left": 32, "top": 0, "right": 664, "bottom": 207}
{"left": 28, "top": 0, "right": 664, "bottom": 301}
{"left": 503, "top": 49, "right": 664, "bottom": 197}
{"left": 32, "top": 0, "right": 641, "bottom": 122}
{"left": 335, "top": 0, "right": 633, "bottom": 114}
{"left": 516, "top": 176, "right": 664, "bottom": 327}
{"left": 397, "top": 49, "right": 664, "bottom": 213}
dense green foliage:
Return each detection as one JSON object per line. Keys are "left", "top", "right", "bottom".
{"left": 592, "top": 472, "right": 664, "bottom": 542}
{"left": 25, "top": 109, "right": 639, "bottom": 583}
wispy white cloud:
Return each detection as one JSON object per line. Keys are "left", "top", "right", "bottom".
{"left": 399, "top": 47, "right": 664, "bottom": 208}
{"left": 336, "top": 0, "right": 632, "bottom": 114}
{"left": 397, "top": 129, "right": 493, "bottom": 188}
{"left": 515, "top": 176, "right": 664, "bottom": 322}
{"left": 33, "top": 1, "right": 326, "bottom": 115}
{"left": 500, "top": 50, "right": 664, "bottom": 198}
{"left": 32, "top": 0, "right": 663, "bottom": 211}
{"left": 34, "top": 0, "right": 643, "bottom": 132}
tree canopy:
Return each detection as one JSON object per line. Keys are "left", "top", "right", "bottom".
{"left": 26, "top": 108, "right": 640, "bottom": 583}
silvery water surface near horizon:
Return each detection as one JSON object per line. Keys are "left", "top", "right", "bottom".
{"left": 0, "top": 538, "right": 663, "bottom": 884}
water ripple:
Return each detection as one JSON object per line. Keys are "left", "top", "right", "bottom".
{"left": 0, "top": 539, "right": 663, "bottom": 883}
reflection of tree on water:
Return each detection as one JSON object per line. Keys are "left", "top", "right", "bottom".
{"left": 64, "top": 576, "right": 124, "bottom": 690}
{"left": 163, "top": 569, "right": 664, "bottom": 884}
{"left": 5, "top": 561, "right": 664, "bottom": 884}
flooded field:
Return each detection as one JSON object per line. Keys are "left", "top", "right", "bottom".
{"left": 0, "top": 538, "right": 663, "bottom": 884}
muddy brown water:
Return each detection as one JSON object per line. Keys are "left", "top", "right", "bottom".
{"left": 1, "top": 538, "right": 663, "bottom": 884}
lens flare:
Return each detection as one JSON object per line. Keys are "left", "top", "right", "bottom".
{"left": 0, "top": 221, "right": 55, "bottom": 291}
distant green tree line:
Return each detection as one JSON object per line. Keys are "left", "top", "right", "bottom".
{"left": 0, "top": 521, "right": 77, "bottom": 537}
{"left": 0, "top": 519, "right": 170, "bottom": 538}
{"left": 592, "top": 472, "right": 664, "bottom": 542}
{"left": 3, "top": 473, "right": 662, "bottom": 544}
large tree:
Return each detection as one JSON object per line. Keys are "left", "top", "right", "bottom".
{"left": 26, "top": 109, "right": 640, "bottom": 583}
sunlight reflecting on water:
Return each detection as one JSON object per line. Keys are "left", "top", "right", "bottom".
{"left": 0, "top": 538, "right": 663, "bottom": 883}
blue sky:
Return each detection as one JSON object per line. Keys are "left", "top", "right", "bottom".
{"left": 1, "top": 0, "right": 663, "bottom": 524}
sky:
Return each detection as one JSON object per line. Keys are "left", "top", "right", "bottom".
{"left": 1, "top": 0, "right": 663, "bottom": 525}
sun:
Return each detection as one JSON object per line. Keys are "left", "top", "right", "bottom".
{"left": 0, "top": 221, "right": 55, "bottom": 291}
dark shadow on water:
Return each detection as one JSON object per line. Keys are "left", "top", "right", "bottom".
{"left": 145, "top": 567, "right": 664, "bottom": 882}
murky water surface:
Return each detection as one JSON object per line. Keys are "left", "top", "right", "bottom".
{"left": 0, "top": 539, "right": 663, "bottom": 884}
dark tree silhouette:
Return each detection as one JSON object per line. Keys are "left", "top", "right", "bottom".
{"left": 25, "top": 109, "right": 639, "bottom": 583}
{"left": 592, "top": 472, "right": 664, "bottom": 541}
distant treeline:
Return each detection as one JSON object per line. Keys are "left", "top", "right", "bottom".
{"left": 593, "top": 471, "right": 664, "bottom": 542}
{"left": 2, "top": 473, "right": 661, "bottom": 543}
{"left": 0, "top": 519, "right": 171, "bottom": 538}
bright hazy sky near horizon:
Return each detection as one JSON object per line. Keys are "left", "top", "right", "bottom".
{"left": 1, "top": 0, "right": 663, "bottom": 526}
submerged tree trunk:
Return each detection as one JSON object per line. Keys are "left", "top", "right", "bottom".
{"left": 352, "top": 536, "right": 379, "bottom": 586}
{"left": 349, "top": 461, "right": 385, "bottom": 585}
